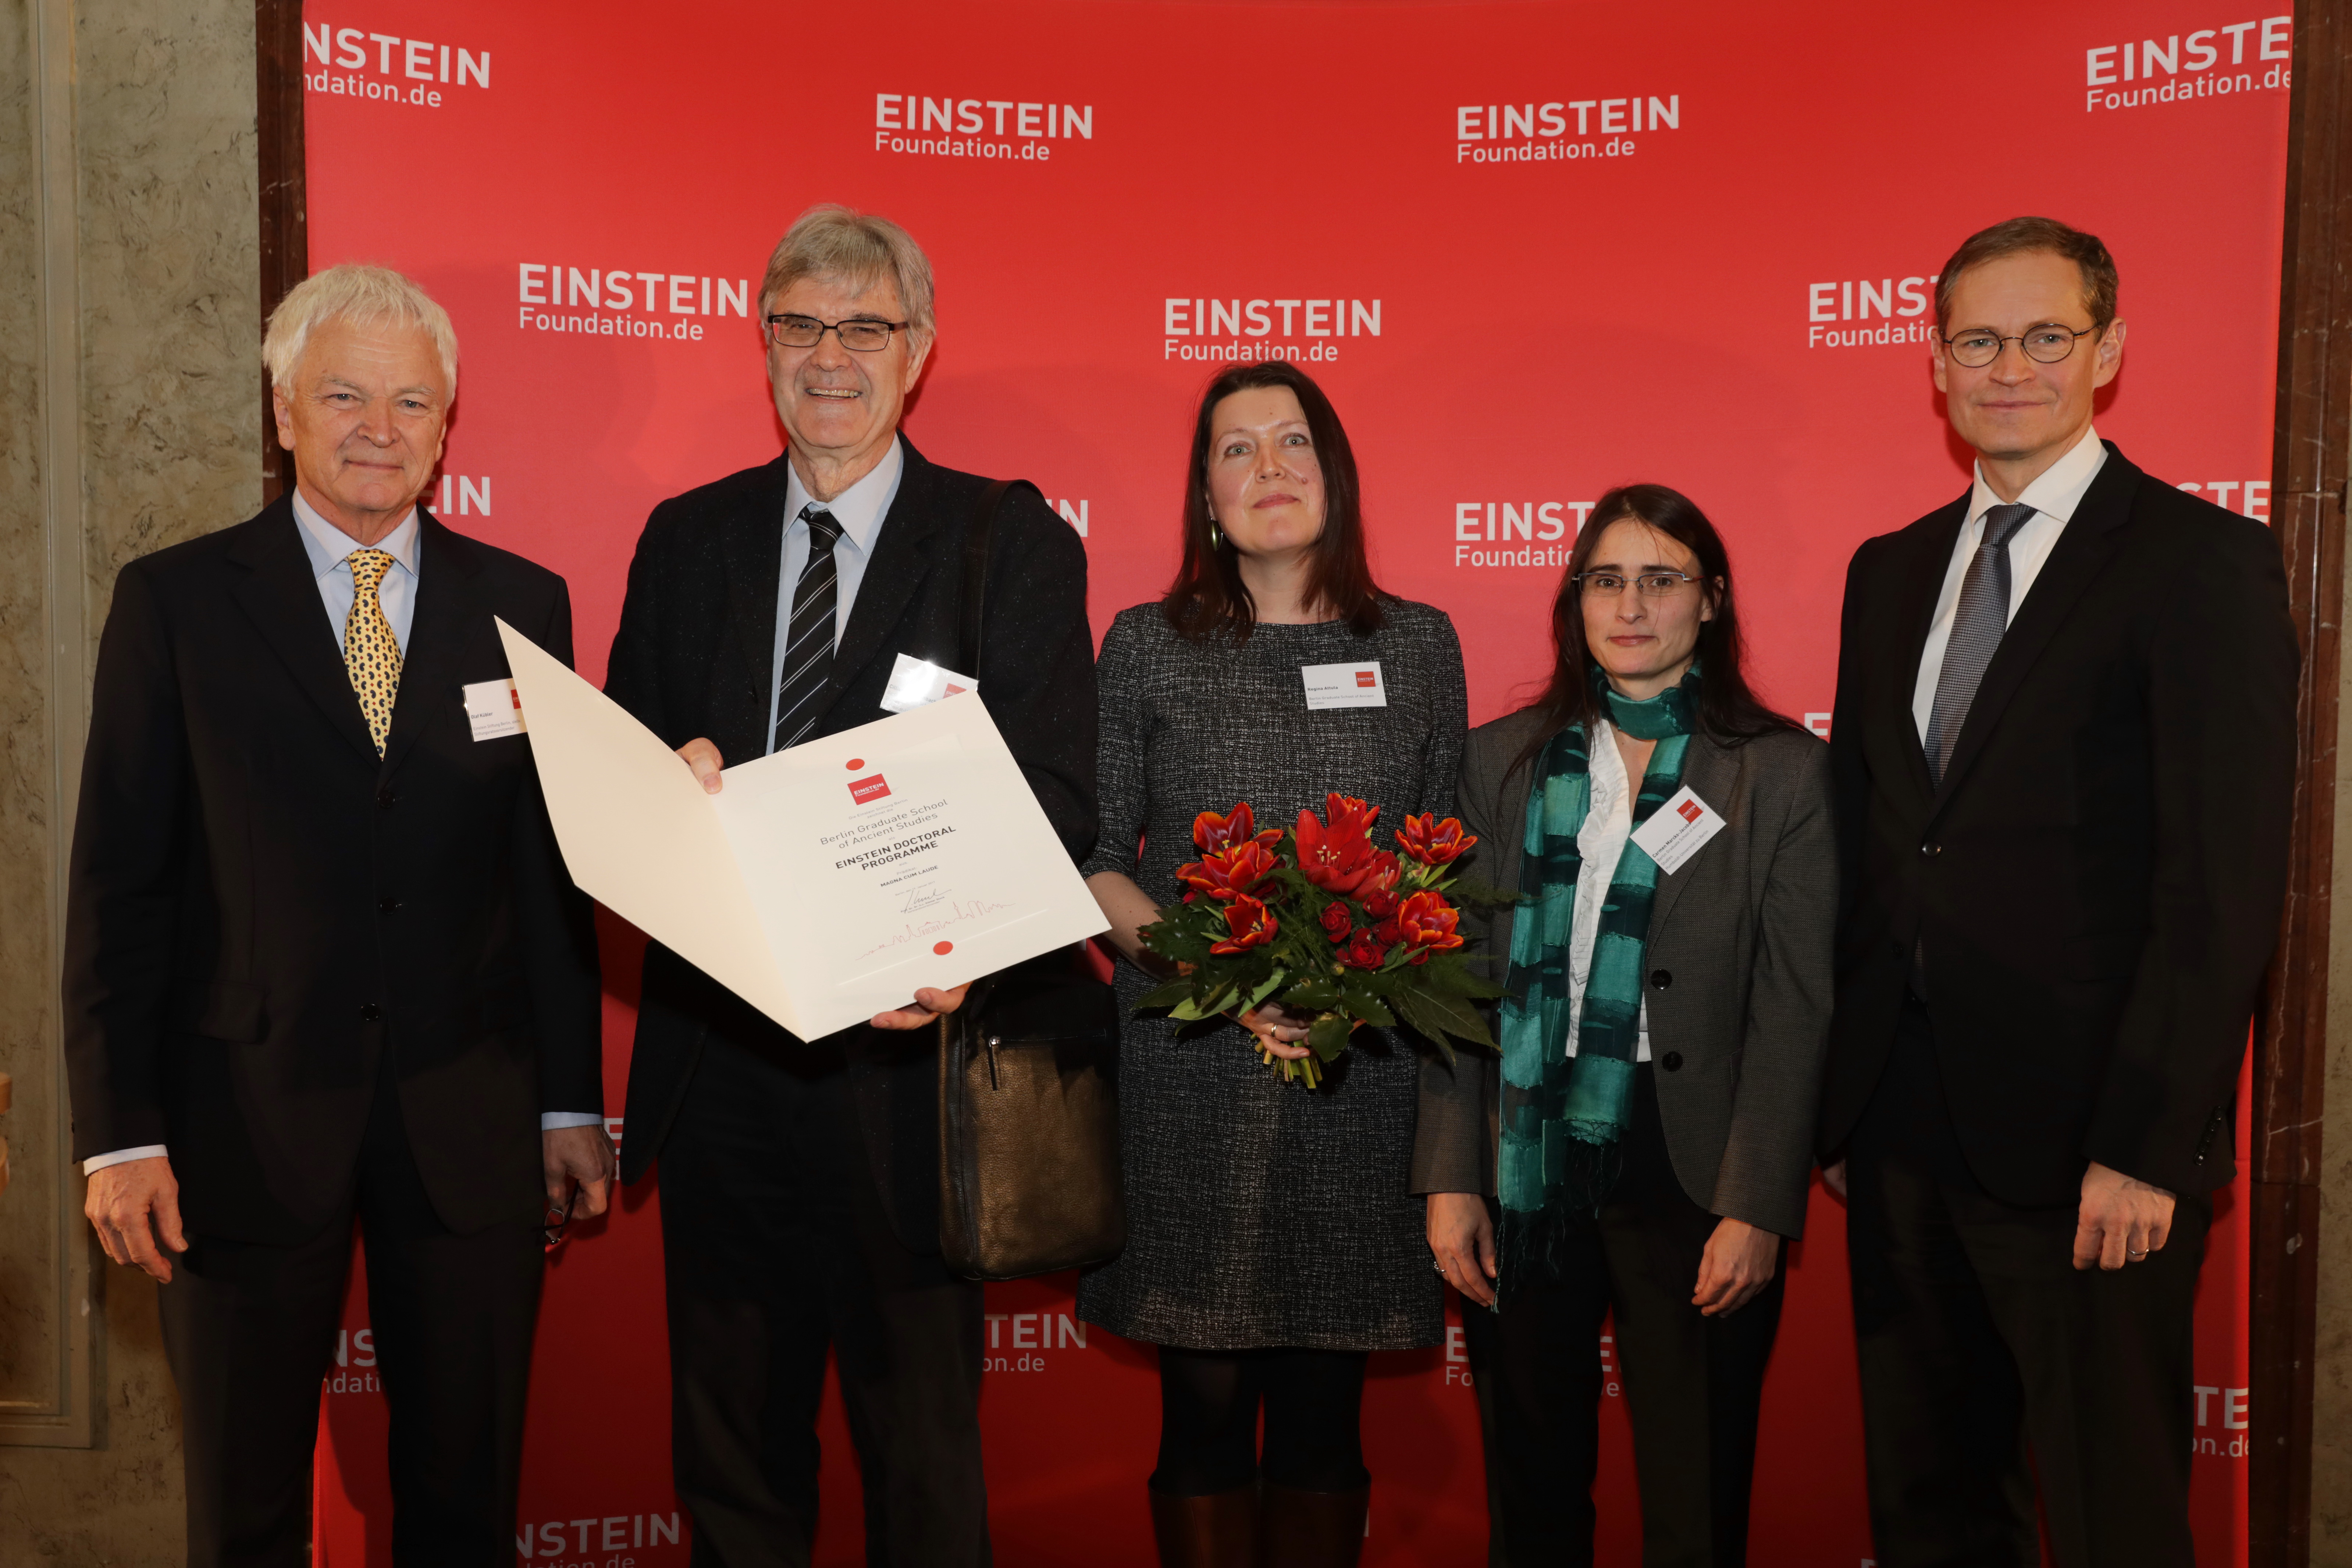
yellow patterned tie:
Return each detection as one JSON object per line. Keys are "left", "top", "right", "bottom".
{"left": 344, "top": 549, "right": 403, "bottom": 756}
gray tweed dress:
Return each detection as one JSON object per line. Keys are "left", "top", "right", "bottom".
{"left": 1074, "top": 599, "right": 1468, "bottom": 1352}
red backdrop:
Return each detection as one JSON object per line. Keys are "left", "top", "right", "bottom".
{"left": 297, "top": 2, "right": 2288, "bottom": 1561}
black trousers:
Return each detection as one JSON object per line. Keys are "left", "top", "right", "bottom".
{"left": 1846, "top": 998, "right": 2210, "bottom": 1568}
{"left": 658, "top": 1032, "right": 988, "bottom": 1568}
{"left": 1463, "top": 1065, "right": 1783, "bottom": 1568}
{"left": 157, "top": 1053, "right": 543, "bottom": 1568}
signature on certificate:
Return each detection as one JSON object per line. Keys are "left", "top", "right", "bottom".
{"left": 899, "top": 883, "right": 947, "bottom": 914}
{"left": 856, "top": 898, "right": 1017, "bottom": 962}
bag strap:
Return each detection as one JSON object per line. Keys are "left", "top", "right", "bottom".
{"left": 958, "top": 478, "right": 1043, "bottom": 678}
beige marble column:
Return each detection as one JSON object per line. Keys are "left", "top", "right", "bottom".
{"left": 0, "top": 0, "right": 257, "bottom": 1558}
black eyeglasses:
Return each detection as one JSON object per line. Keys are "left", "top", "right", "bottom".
{"left": 1574, "top": 571, "right": 1699, "bottom": 599}
{"left": 764, "top": 313, "right": 909, "bottom": 352}
{"left": 1939, "top": 324, "right": 2098, "bottom": 368}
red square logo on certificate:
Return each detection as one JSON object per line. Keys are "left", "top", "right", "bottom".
{"left": 848, "top": 774, "right": 891, "bottom": 804}
{"left": 1355, "top": 670, "right": 1377, "bottom": 688}
{"left": 1677, "top": 798, "right": 1703, "bottom": 823}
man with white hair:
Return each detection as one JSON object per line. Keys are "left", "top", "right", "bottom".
{"left": 64, "top": 263, "right": 610, "bottom": 1566}
{"left": 605, "top": 205, "right": 1095, "bottom": 1566}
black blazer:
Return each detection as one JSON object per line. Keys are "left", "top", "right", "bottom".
{"left": 62, "top": 499, "right": 603, "bottom": 1244}
{"left": 1818, "top": 442, "right": 2297, "bottom": 1205}
{"left": 1414, "top": 712, "right": 1836, "bottom": 1240}
{"left": 603, "top": 438, "right": 1096, "bottom": 1250}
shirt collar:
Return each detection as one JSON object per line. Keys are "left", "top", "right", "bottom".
{"left": 1966, "top": 423, "right": 2107, "bottom": 529}
{"left": 291, "top": 489, "right": 421, "bottom": 580}
{"left": 782, "top": 435, "right": 903, "bottom": 556}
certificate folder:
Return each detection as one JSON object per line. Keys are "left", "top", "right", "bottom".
{"left": 497, "top": 620, "right": 1109, "bottom": 1041}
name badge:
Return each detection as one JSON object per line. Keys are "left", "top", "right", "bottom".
{"left": 1629, "top": 785, "right": 1726, "bottom": 874}
{"left": 462, "top": 678, "right": 526, "bottom": 741}
{"left": 1300, "top": 660, "right": 1387, "bottom": 710}
{"left": 879, "top": 652, "right": 979, "bottom": 714}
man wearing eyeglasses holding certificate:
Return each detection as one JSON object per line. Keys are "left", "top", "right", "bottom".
{"left": 603, "top": 205, "right": 1094, "bottom": 1568}
{"left": 1816, "top": 216, "right": 2296, "bottom": 1565}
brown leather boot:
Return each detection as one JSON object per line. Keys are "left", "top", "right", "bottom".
{"left": 1149, "top": 1485, "right": 1262, "bottom": 1568}
{"left": 1257, "top": 1483, "right": 1368, "bottom": 1568}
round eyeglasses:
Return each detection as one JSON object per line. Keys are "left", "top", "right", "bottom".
{"left": 1574, "top": 571, "right": 1699, "bottom": 599}
{"left": 1939, "top": 324, "right": 2097, "bottom": 368}
{"left": 764, "top": 313, "right": 909, "bottom": 352}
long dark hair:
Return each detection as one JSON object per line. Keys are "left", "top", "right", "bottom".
{"left": 1160, "top": 360, "right": 1387, "bottom": 641}
{"left": 1516, "top": 483, "right": 1798, "bottom": 775}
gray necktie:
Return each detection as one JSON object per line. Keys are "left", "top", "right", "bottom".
{"left": 1925, "top": 502, "right": 2037, "bottom": 787}
{"left": 772, "top": 505, "right": 843, "bottom": 752}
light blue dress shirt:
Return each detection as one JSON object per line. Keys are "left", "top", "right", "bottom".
{"left": 766, "top": 437, "right": 904, "bottom": 754}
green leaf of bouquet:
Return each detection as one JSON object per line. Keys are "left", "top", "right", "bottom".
{"left": 1413, "top": 987, "right": 1499, "bottom": 1051}
{"left": 1244, "top": 970, "right": 1288, "bottom": 1012}
{"left": 1338, "top": 979, "right": 1395, "bottom": 1028}
{"left": 1133, "top": 978, "right": 1196, "bottom": 1011}
{"left": 1284, "top": 978, "right": 1342, "bottom": 1011}
{"left": 1308, "top": 1013, "right": 1352, "bottom": 1062}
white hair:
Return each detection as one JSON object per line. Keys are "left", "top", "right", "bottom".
{"left": 263, "top": 263, "right": 459, "bottom": 392}
{"left": 760, "top": 205, "right": 937, "bottom": 335}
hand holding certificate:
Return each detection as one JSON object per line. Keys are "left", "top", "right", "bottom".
{"left": 496, "top": 620, "right": 1108, "bottom": 1042}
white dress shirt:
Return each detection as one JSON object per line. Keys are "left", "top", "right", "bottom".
{"left": 1563, "top": 719, "right": 1652, "bottom": 1063}
{"left": 1910, "top": 424, "right": 2109, "bottom": 744}
{"left": 766, "top": 437, "right": 904, "bottom": 755}
{"left": 83, "top": 493, "right": 596, "bottom": 1177}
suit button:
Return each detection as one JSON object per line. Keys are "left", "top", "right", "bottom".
{"left": 377, "top": 895, "right": 400, "bottom": 913}
{"left": 1920, "top": 842, "right": 1941, "bottom": 858}
{"left": 1661, "top": 1051, "right": 1684, "bottom": 1072}
{"left": 1649, "top": 969, "right": 1672, "bottom": 990}
{"left": 377, "top": 786, "right": 397, "bottom": 808}
{"left": 358, "top": 1002, "right": 383, "bottom": 1022}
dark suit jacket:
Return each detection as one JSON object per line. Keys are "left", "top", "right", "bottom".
{"left": 603, "top": 437, "right": 1096, "bottom": 1251}
{"left": 1817, "top": 442, "right": 2297, "bottom": 1205}
{"left": 62, "top": 498, "right": 604, "bottom": 1244}
{"left": 1411, "top": 710, "right": 1836, "bottom": 1240}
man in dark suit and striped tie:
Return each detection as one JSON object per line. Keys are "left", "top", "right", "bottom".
{"left": 602, "top": 206, "right": 1095, "bottom": 1568}
{"left": 1817, "top": 216, "right": 2297, "bottom": 1565}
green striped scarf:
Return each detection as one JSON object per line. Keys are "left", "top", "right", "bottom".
{"left": 1495, "top": 668, "right": 1696, "bottom": 1290}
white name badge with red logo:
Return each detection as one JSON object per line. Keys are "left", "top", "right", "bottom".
{"left": 462, "top": 678, "right": 526, "bottom": 740}
{"left": 1629, "top": 785, "right": 1726, "bottom": 875}
{"left": 879, "top": 652, "right": 979, "bottom": 714}
{"left": 1300, "top": 660, "right": 1387, "bottom": 710}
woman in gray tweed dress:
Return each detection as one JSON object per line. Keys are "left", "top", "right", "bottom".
{"left": 1076, "top": 361, "right": 1466, "bottom": 1567}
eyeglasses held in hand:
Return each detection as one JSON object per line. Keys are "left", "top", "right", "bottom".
{"left": 544, "top": 1196, "right": 573, "bottom": 1251}
{"left": 1938, "top": 324, "right": 2097, "bottom": 368}
{"left": 1574, "top": 571, "right": 1700, "bottom": 599}
{"left": 764, "top": 313, "right": 909, "bottom": 352}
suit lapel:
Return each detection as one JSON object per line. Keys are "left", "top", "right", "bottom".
{"left": 828, "top": 438, "right": 952, "bottom": 700}
{"left": 719, "top": 459, "right": 793, "bottom": 753}
{"left": 1928, "top": 444, "right": 2138, "bottom": 812}
{"left": 1884, "top": 497, "right": 1967, "bottom": 809}
{"left": 381, "top": 511, "right": 482, "bottom": 777}
{"left": 1645, "top": 734, "right": 1740, "bottom": 939}
{"left": 225, "top": 500, "right": 378, "bottom": 764}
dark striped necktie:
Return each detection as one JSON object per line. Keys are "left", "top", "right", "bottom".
{"left": 772, "top": 505, "right": 844, "bottom": 752}
{"left": 1925, "top": 502, "right": 2037, "bottom": 787}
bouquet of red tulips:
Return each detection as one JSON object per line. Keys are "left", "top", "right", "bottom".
{"left": 1134, "top": 795, "right": 1505, "bottom": 1086}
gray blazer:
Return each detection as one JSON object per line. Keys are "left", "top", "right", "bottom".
{"left": 1410, "top": 707, "right": 1835, "bottom": 1239}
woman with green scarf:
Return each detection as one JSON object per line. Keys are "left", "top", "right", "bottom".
{"left": 1412, "top": 484, "right": 1835, "bottom": 1565}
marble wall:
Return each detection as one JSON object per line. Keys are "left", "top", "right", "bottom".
{"left": 0, "top": 0, "right": 256, "bottom": 1558}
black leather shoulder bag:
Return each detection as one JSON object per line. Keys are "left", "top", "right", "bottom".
{"left": 935, "top": 478, "right": 1127, "bottom": 1280}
